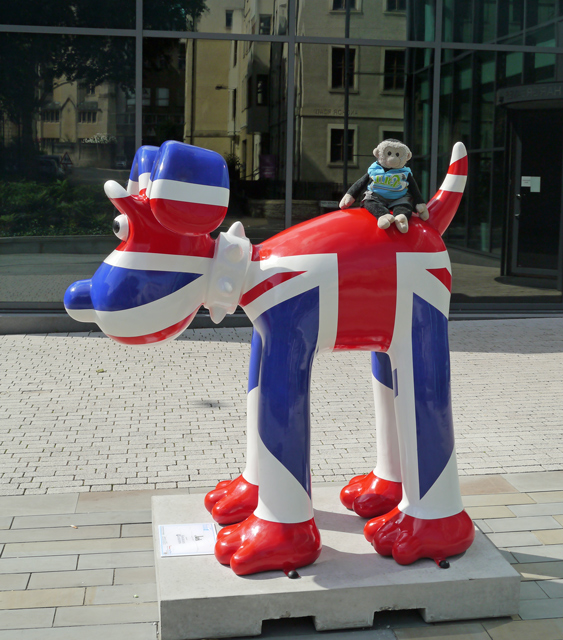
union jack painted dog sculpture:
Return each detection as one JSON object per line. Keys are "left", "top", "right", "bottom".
{"left": 65, "top": 140, "right": 474, "bottom": 576}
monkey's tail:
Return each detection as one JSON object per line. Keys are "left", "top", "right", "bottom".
{"left": 426, "top": 142, "right": 468, "bottom": 237}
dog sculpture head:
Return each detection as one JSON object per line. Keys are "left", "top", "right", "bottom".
{"left": 64, "top": 141, "right": 230, "bottom": 344}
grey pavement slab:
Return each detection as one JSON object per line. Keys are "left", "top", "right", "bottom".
{"left": 485, "top": 515, "right": 562, "bottom": 533}
{"left": 11, "top": 510, "right": 151, "bottom": 529}
{"left": 0, "top": 496, "right": 78, "bottom": 516}
{"left": 0, "top": 623, "right": 158, "bottom": 640}
{"left": 153, "top": 487, "right": 520, "bottom": 640}
{"left": 2, "top": 536, "right": 153, "bottom": 558}
{"left": 28, "top": 569, "right": 113, "bottom": 590}
{"left": 84, "top": 582, "right": 157, "bottom": 605}
{"left": 0, "top": 524, "right": 121, "bottom": 544}
{"left": 0, "top": 608, "right": 55, "bottom": 629}
{"left": 0, "top": 587, "right": 84, "bottom": 609}
{"left": 77, "top": 550, "right": 154, "bottom": 570}
{"left": 503, "top": 472, "right": 563, "bottom": 493}
{"left": 519, "top": 597, "right": 563, "bottom": 620}
{"left": 114, "top": 566, "right": 156, "bottom": 584}
{"left": 0, "top": 556, "right": 77, "bottom": 575}
{"left": 53, "top": 602, "right": 158, "bottom": 626}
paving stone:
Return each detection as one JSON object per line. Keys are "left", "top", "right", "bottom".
{"left": 76, "top": 489, "right": 189, "bottom": 512}
{"left": 393, "top": 622, "right": 489, "bottom": 639}
{"left": 487, "top": 532, "right": 543, "bottom": 548}
{"left": 510, "top": 503, "right": 563, "bottom": 517}
{"left": 0, "top": 608, "right": 55, "bottom": 630}
{"left": 0, "top": 556, "right": 77, "bottom": 575}
{"left": 520, "top": 581, "right": 549, "bottom": 600}
{"left": 53, "top": 602, "right": 158, "bottom": 626}
{"left": 77, "top": 551, "right": 155, "bottom": 570}
{"left": 459, "top": 476, "right": 519, "bottom": 496}
{"left": 534, "top": 530, "right": 563, "bottom": 545}
{"left": 0, "top": 525, "right": 120, "bottom": 544}
{"left": 0, "top": 587, "right": 84, "bottom": 609}
{"left": 3, "top": 536, "right": 153, "bottom": 558}
{"left": 519, "top": 597, "right": 563, "bottom": 620}
{"left": 113, "top": 566, "right": 156, "bottom": 585}
{"left": 0, "top": 519, "right": 12, "bottom": 530}
{"left": 28, "top": 569, "right": 113, "bottom": 590}
{"left": 0, "top": 574, "right": 29, "bottom": 591}
{"left": 508, "top": 545, "right": 563, "bottom": 563}
{"left": 84, "top": 582, "right": 157, "bottom": 605}
{"left": 466, "top": 506, "right": 515, "bottom": 520}
{"left": 486, "top": 516, "right": 561, "bottom": 533}
{"left": 11, "top": 510, "right": 151, "bottom": 530}
{"left": 0, "top": 622, "right": 158, "bottom": 640}
{"left": 0, "top": 495, "right": 78, "bottom": 516}
{"left": 534, "top": 492, "right": 563, "bottom": 504}
{"left": 503, "top": 472, "right": 563, "bottom": 493}
{"left": 515, "top": 561, "right": 563, "bottom": 581}
{"left": 122, "top": 523, "right": 152, "bottom": 537}
{"left": 484, "top": 618, "right": 563, "bottom": 640}
{"left": 538, "top": 580, "right": 563, "bottom": 599}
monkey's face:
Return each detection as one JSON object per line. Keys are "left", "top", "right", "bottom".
{"left": 373, "top": 141, "right": 412, "bottom": 169}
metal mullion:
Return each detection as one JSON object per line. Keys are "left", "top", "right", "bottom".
{"left": 143, "top": 30, "right": 288, "bottom": 43}
{"left": 284, "top": 0, "right": 297, "bottom": 230}
{"left": 429, "top": 0, "right": 443, "bottom": 197}
{"left": 135, "top": 0, "right": 143, "bottom": 151}
{"left": 0, "top": 24, "right": 135, "bottom": 36}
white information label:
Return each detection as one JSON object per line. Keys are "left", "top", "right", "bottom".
{"left": 159, "top": 523, "right": 217, "bottom": 557}
{"left": 530, "top": 177, "right": 541, "bottom": 193}
{"left": 521, "top": 176, "right": 531, "bottom": 187}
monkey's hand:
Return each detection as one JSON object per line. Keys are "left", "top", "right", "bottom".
{"left": 416, "top": 203, "right": 429, "bottom": 220}
{"left": 339, "top": 194, "right": 355, "bottom": 209}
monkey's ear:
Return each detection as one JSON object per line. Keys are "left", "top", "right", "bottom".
{"left": 405, "top": 149, "right": 412, "bottom": 162}
{"left": 373, "top": 146, "right": 380, "bottom": 159}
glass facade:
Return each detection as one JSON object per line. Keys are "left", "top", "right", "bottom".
{"left": 1, "top": 0, "right": 563, "bottom": 314}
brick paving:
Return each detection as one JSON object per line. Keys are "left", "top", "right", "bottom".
{"left": 1, "top": 318, "right": 563, "bottom": 495}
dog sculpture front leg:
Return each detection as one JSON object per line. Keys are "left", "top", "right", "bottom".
{"left": 340, "top": 352, "right": 402, "bottom": 518}
{"left": 204, "top": 330, "right": 260, "bottom": 524}
{"left": 215, "top": 289, "right": 323, "bottom": 575}
{"left": 364, "top": 252, "right": 474, "bottom": 565}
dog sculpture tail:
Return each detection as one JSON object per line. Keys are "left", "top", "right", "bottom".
{"left": 426, "top": 142, "right": 467, "bottom": 237}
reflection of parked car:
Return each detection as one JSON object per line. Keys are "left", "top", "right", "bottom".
{"left": 115, "top": 155, "right": 128, "bottom": 169}
{"left": 36, "top": 156, "right": 66, "bottom": 179}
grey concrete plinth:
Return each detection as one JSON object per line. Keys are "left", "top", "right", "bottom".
{"left": 152, "top": 487, "right": 520, "bottom": 640}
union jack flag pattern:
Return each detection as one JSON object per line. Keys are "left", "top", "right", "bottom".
{"left": 65, "top": 140, "right": 474, "bottom": 576}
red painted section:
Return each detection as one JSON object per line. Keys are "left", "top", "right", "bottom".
{"left": 254, "top": 209, "right": 447, "bottom": 352}
{"left": 106, "top": 309, "right": 198, "bottom": 345}
{"left": 364, "top": 507, "right": 475, "bottom": 565}
{"left": 150, "top": 197, "right": 227, "bottom": 236}
{"left": 240, "top": 271, "right": 306, "bottom": 307}
{"left": 204, "top": 475, "right": 259, "bottom": 525}
{"left": 108, "top": 194, "right": 215, "bottom": 258}
{"left": 340, "top": 471, "right": 402, "bottom": 518}
{"left": 427, "top": 267, "right": 452, "bottom": 292}
{"left": 215, "top": 514, "right": 322, "bottom": 576}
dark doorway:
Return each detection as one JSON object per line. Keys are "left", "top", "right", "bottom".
{"left": 508, "top": 109, "right": 563, "bottom": 277}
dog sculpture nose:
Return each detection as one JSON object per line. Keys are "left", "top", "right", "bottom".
{"left": 64, "top": 279, "right": 96, "bottom": 323}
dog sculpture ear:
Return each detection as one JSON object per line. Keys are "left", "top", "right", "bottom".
{"left": 127, "top": 145, "right": 160, "bottom": 196}
{"left": 147, "top": 141, "right": 230, "bottom": 236}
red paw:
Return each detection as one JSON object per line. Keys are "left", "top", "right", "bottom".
{"left": 340, "top": 471, "right": 402, "bottom": 518}
{"left": 364, "top": 507, "right": 475, "bottom": 565}
{"left": 204, "top": 475, "right": 259, "bottom": 525}
{"left": 215, "top": 514, "right": 322, "bottom": 576}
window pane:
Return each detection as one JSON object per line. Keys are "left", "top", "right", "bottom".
{"left": 297, "top": 0, "right": 409, "bottom": 40}
{"left": 144, "top": 38, "right": 288, "bottom": 242}
{"left": 1, "top": 0, "right": 134, "bottom": 29}
{"left": 293, "top": 44, "right": 431, "bottom": 228}
{"left": 0, "top": 34, "right": 135, "bottom": 310}
{"left": 144, "top": 1, "right": 281, "bottom": 35}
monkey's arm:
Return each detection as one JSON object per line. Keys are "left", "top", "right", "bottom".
{"left": 407, "top": 174, "right": 425, "bottom": 204}
{"left": 347, "top": 174, "right": 371, "bottom": 200}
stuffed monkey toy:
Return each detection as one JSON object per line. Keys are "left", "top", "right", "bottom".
{"left": 339, "top": 139, "right": 429, "bottom": 233}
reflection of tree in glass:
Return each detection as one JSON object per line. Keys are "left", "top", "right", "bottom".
{"left": 0, "top": 0, "right": 208, "bottom": 172}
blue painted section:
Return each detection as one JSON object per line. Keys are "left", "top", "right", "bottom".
{"left": 248, "top": 330, "right": 262, "bottom": 393}
{"left": 90, "top": 264, "right": 202, "bottom": 311}
{"left": 129, "top": 146, "right": 159, "bottom": 183}
{"left": 371, "top": 352, "right": 393, "bottom": 390}
{"left": 412, "top": 293, "right": 455, "bottom": 499}
{"left": 253, "top": 288, "right": 320, "bottom": 495}
{"left": 64, "top": 279, "right": 92, "bottom": 310}
{"left": 150, "top": 141, "right": 229, "bottom": 190}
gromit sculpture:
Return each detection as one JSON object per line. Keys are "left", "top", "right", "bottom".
{"left": 65, "top": 140, "right": 475, "bottom": 576}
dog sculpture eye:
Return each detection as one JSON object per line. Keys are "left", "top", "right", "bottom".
{"left": 112, "top": 214, "right": 129, "bottom": 241}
